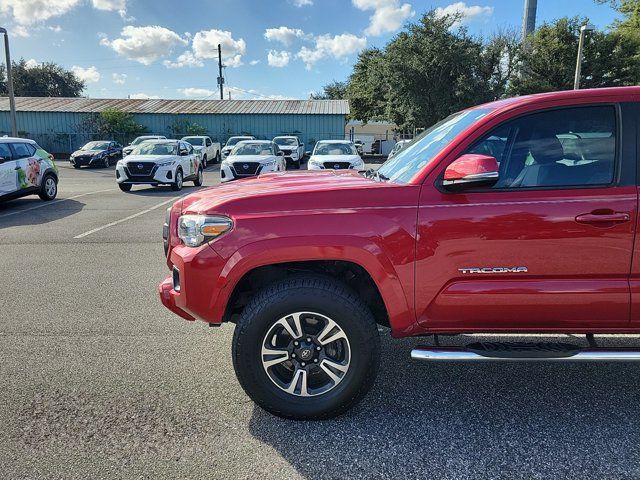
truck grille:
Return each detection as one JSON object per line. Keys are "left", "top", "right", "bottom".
{"left": 232, "top": 162, "right": 260, "bottom": 175}
{"left": 323, "top": 162, "right": 351, "bottom": 170}
{"left": 126, "top": 161, "right": 156, "bottom": 176}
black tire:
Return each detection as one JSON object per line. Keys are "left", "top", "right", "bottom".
{"left": 103, "top": 156, "right": 110, "bottom": 168}
{"left": 294, "top": 160, "right": 301, "bottom": 170}
{"left": 38, "top": 174, "right": 58, "bottom": 201}
{"left": 215, "top": 152, "right": 221, "bottom": 164}
{"left": 202, "top": 155, "right": 207, "bottom": 169}
{"left": 118, "top": 183, "right": 132, "bottom": 192}
{"left": 194, "top": 167, "right": 203, "bottom": 186}
{"left": 232, "top": 275, "right": 380, "bottom": 420}
{"left": 73, "top": 163, "right": 81, "bottom": 169}
{"left": 171, "top": 168, "right": 183, "bottom": 191}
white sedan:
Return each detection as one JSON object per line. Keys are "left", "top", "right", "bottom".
{"left": 220, "top": 140, "right": 286, "bottom": 182}
{"left": 115, "top": 139, "right": 202, "bottom": 192}
{"left": 307, "top": 140, "right": 364, "bottom": 171}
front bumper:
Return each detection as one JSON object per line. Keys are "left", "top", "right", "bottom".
{"left": 70, "top": 155, "right": 103, "bottom": 166}
{"left": 116, "top": 162, "right": 177, "bottom": 185}
{"left": 220, "top": 161, "right": 278, "bottom": 183}
{"left": 308, "top": 162, "right": 364, "bottom": 171}
{"left": 159, "top": 243, "right": 227, "bottom": 323}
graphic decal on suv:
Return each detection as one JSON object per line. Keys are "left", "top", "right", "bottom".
{"left": 458, "top": 267, "right": 528, "bottom": 274}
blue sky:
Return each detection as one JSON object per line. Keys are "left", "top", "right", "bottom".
{"left": 0, "top": 0, "right": 621, "bottom": 100}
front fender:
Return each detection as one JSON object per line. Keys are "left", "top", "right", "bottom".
{"left": 210, "top": 235, "right": 416, "bottom": 335}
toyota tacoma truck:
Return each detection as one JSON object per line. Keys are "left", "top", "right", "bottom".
{"left": 160, "top": 87, "right": 640, "bottom": 419}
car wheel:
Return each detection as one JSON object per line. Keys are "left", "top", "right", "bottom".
{"left": 202, "top": 155, "right": 207, "bottom": 169}
{"left": 103, "top": 156, "right": 110, "bottom": 168}
{"left": 232, "top": 275, "right": 380, "bottom": 420}
{"left": 215, "top": 152, "right": 221, "bottom": 164}
{"left": 294, "top": 160, "right": 301, "bottom": 170}
{"left": 194, "top": 167, "right": 203, "bottom": 186}
{"left": 118, "top": 183, "right": 132, "bottom": 192}
{"left": 73, "top": 163, "right": 81, "bottom": 169}
{"left": 38, "top": 174, "right": 58, "bottom": 201}
{"left": 171, "top": 168, "right": 183, "bottom": 191}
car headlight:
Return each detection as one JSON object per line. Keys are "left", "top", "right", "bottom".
{"left": 263, "top": 160, "right": 276, "bottom": 167}
{"left": 178, "top": 215, "right": 233, "bottom": 247}
{"left": 157, "top": 160, "right": 176, "bottom": 167}
{"left": 309, "top": 160, "right": 322, "bottom": 167}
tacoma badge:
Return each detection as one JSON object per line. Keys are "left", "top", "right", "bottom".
{"left": 458, "top": 267, "right": 528, "bottom": 274}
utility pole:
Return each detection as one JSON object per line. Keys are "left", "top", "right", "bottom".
{"left": 522, "top": 0, "right": 538, "bottom": 41}
{"left": 217, "top": 44, "right": 224, "bottom": 100}
{"left": 574, "top": 24, "right": 595, "bottom": 90}
{"left": 0, "top": 27, "right": 17, "bottom": 136}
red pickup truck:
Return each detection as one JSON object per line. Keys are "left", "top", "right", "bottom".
{"left": 160, "top": 87, "right": 640, "bottom": 419}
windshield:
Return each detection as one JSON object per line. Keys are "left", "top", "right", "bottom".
{"left": 183, "top": 137, "right": 203, "bottom": 146}
{"left": 274, "top": 137, "right": 297, "bottom": 146}
{"left": 231, "top": 142, "right": 273, "bottom": 156}
{"left": 313, "top": 143, "right": 358, "bottom": 156}
{"left": 376, "top": 108, "right": 491, "bottom": 183}
{"left": 131, "top": 137, "right": 158, "bottom": 145}
{"left": 130, "top": 142, "right": 178, "bottom": 156}
{"left": 227, "top": 137, "right": 251, "bottom": 147}
{"left": 82, "top": 141, "right": 110, "bottom": 151}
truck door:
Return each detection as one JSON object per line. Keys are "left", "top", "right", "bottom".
{"left": 415, "top": 103, "right": 637, "bottom": 331}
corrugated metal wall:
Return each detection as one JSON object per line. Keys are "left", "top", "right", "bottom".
{"left": 0, "top": 111, "right": 347, "bottom": 154}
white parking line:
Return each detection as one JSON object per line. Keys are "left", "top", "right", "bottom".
{"left": 73, "top": 196, "right": 180, "bottom": 239}
{"left": 0, "top": 188, "right": 116, "bottom": 219}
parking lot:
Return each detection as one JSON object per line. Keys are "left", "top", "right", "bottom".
{"left": 2, "top": 161, "right": 640, "bottom": 479}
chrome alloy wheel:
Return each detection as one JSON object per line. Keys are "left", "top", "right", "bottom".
{"left": 261, "top": 312, "right": 351, "bottom": 397}
{"left": 45, "top": 177, "right": 57, "bottom": 197}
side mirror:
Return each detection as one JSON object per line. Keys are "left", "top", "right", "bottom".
{"left": 180, "top": 150, "right": 189, "bottom": 156}
{"left": 442, "top": 154, "right": 499, "bottom": 191}
{"left": 0, "top": 156, "right": 6, "bottom": 164}
{"left": 277, "top": 151, "right": 285, "bottom": 157}
{"left": 222, "top": 143, "right": 226, "bottom": 147}
{"left": 299, "top": 143, "right": 304, "bottom": 148}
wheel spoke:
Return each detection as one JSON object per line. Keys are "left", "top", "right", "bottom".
{"left": 261, "top": 346, "right": 289, "bottom": 369}
{"left": 320, "top": 359, "right": 349, "bottom": 384}
{"left": 316, "top": 318, "right": 346, "bottom": 346}
{"left": 276, "top": 313, "right": 304, "bottom": 339}
{"left": 285, "top": 368, "right": 309, "bottom": 396}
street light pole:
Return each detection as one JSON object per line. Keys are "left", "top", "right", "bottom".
{"left": 0, "top": 28, "right": 17, "bottom": 136}
{"left": 574, "top": 24, "right": 595, "bottom": 90}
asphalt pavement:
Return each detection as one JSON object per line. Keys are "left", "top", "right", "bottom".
{"left": 2, "top": 162, "right": 640, "bottom": 479}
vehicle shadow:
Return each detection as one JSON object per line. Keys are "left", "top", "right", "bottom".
{"left": 248, "top": 332, "right": 640, "bottom": 479}
{"left": 124, "top": 185, "right": 204, "bottom": 197}
{"left": 0, "top": 198, "right": 85, "bottom": 226}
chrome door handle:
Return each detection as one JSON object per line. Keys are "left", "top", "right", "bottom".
{"left": 575, "top": 212, "right": 630, "bottom": 224}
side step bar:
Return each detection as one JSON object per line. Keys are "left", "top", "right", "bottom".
{"left": 411, "top": 341, "right": 640, "bottom": 362}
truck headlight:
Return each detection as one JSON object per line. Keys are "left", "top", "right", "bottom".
{"left": 178, "top": 215, "right": 233, "bottom": 247}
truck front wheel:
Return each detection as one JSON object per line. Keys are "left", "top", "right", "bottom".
{"left": 232, "top": 275, "right": 380, "bottom": 419}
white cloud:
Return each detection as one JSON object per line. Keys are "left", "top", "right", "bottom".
{"left": 101, "top": 26, "right": 188, "bottom": 65}
{"left": 296, "top": 33, "right": 366, "bottom": 70}
{"left": 25, "top": 59, "right": 39, "bottom": 68}
{"left": 264, "top": 26, "right": 307, "bottom": 46}
{"left": 249, "top": 59, "right": 260, "bottom": 65}
{"left": 72, "top": 65, "right": 101, "bottom": 83}
{"left": 112, "top": 73, "right": 127, "bottom": 84}
{"left": 0, "top": 0, "right": 81, "bottom": 26}
{"left": 91, "top": 0, "right": 125, "bottom": 10}
{"left": 13, "top": 25, "right": 31, "bottom": 37}
{"left": 267, "top": 50, "right": 291, "bottom": 68}
{"left": 292, "top": 0, "right": 312, "bottom": 6}
{"left": 163, "top": 50, "right": 204, "bottom": 68}
{"left": 192, "top": 29, "right": 246, "bottom": 68}
{"left": 129, "top": 93, "right": 160, "bottom": 99}
{"left": 353, "top": 0, "right": 414, "bottom": 36}
{"left": 179, "top": 87, "right": 215, "bottom": 98}
{"left": 48, "top": 25, "right": 62, "bottom": 32}
{"left": 433, "top": 2, "right": 494, "bottom": 27}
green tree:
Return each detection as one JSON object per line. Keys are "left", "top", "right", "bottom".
{"left": 510, "top": 17, "right": 638, "bottom": 95}
{"left": 346, "top": 48, "right": 389, "bottom": 123}
{"left": 168, "top": 119, "right": 207, "bottom": 136}
{"left": 78, "top": 108, "right": 147, "bottom": 140}
{"left": 595, "top": 1, "right": 640, "bottom": 82}
{"left": 0, "top": 58, "right": 85, "bottom": 97}
{"left": 310, "top": 81, "right": 349, "bottom": 100}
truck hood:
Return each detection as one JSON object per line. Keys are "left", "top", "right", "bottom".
{"left": 181, "top": 170, "right": 405, "bottom": 215}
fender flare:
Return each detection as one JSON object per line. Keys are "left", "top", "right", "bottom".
{"left": 209, "top": 235, "right": 416, "bottom": 334}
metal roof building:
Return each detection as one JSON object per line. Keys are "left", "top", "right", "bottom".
{"left": 0, "top": 97, "right": 350, "bottom": 154}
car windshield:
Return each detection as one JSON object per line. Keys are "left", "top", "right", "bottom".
{"left": 231, "top": 142, "right": 273, "bottom": 156}
{"left": 314, "top": 143, "right": 357, "bottom": 155}
{"left": 183, "top": 137, "right": 204, "bottom": 146}
{"left": 376, "top": 108, "right": 492, "bottom": 183}
{"left": 82, "top": 141, "right": 110, "bottom": 150}
{"left": 131, "top": 142, "right": 178, "bottom": 156}
{"left": 274, "top": 138, "right": 297, "bottom": 146}
{"left": 227, "top": 137, "right": 251, "bottom": 147}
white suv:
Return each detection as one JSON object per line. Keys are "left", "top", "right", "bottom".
{"left": 122, "top": 135, "right": 166, "bottom": 157}
{"left": 116, "top": 140, "right": 202, "bottom": 192}
{"left": 273, "top": 136, "right": 304, "bottom": 169}
{"left": 307, "top": 140, "right": 364, "bottom": 171}
{"left": 0, "top": 137, "right": 58, "bottom": 202}
{"left": 220, "top": 140, "right": 286, "bottom": 182}
{"left": 221, "top": 136, "right": 255, "bottom": 161}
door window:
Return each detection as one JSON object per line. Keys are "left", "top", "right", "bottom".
{"left": 466, "top": 106, "right": 617, "bottom": 189}
{"left": 11, "top": 142, "right": 36, "bottom": 159}
{"left": 205, "top": 138, "right": 212, "bottom": 147}
{"left": 0, "top": 143, "right": 12, "bottom": 160}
